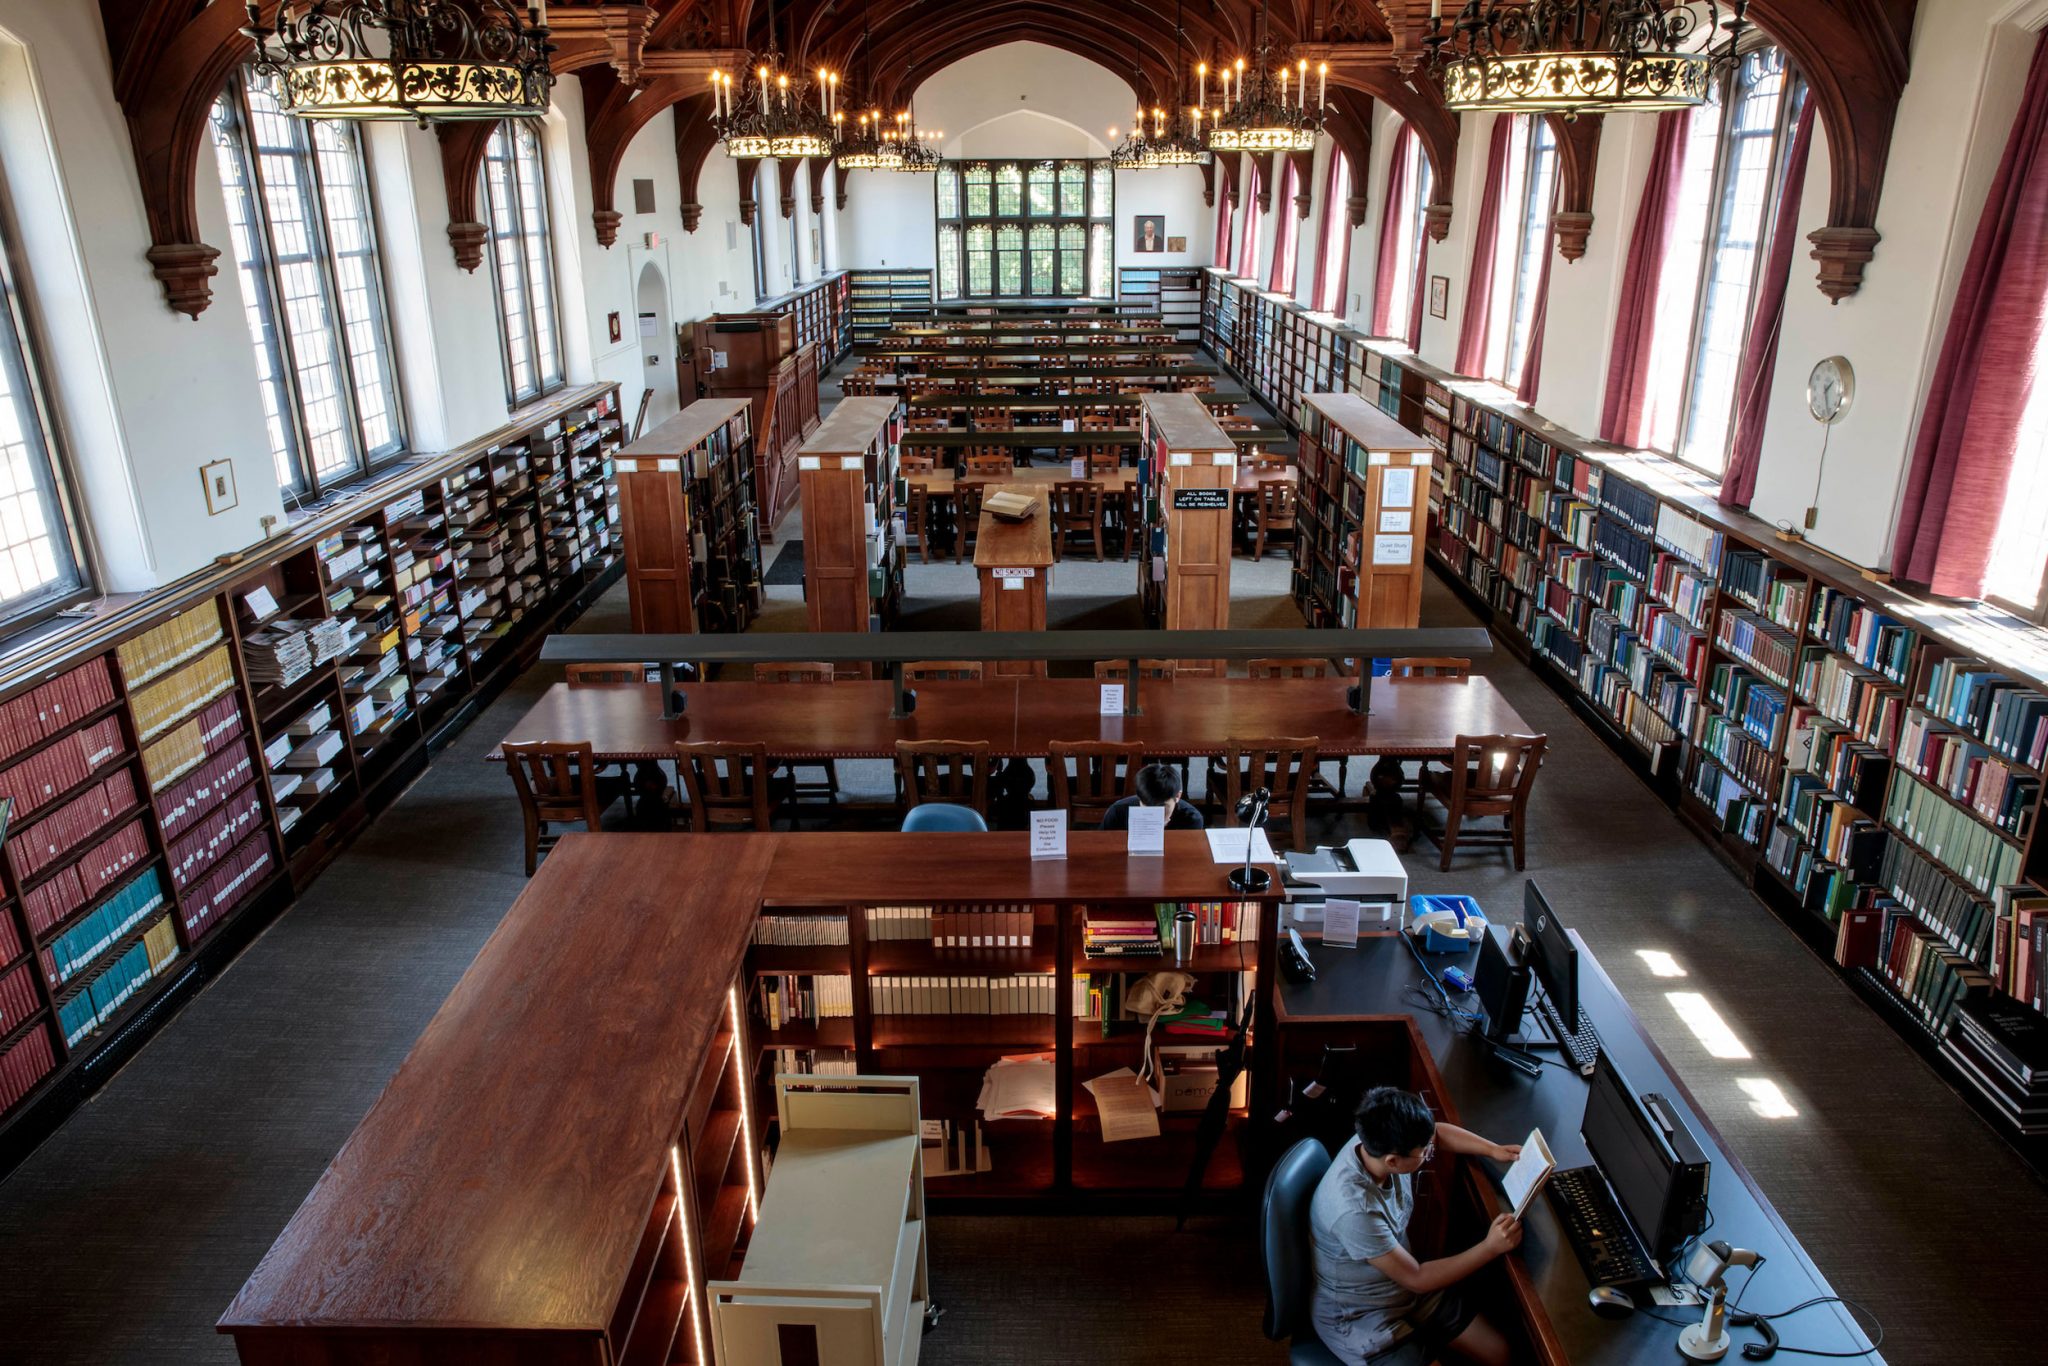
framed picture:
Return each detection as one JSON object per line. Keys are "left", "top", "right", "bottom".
{"left": 1167, "top": 235, "right": 1186, "bottom": 253}
{"left": 1133, "top": 215, "right": 1165, "bottom": 253}
{"left": 1429, "top": 275, "right": 1450, "bottom": 320}
{"left": 607, "top": 311, "right": 622, "bottom": 344}
{"left": 201, "top": 459, "right": 238, "bottom": 516}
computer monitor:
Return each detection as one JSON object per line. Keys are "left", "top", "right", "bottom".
{"left": 1474, "top": 928, "right": 1530, "bottom": 1044}
{"left": 1581, "top": 1052, "right": 1682, "bottom": 1262}
{"left": 1522, "top": 881, "right": 1578, "bottom": 1023}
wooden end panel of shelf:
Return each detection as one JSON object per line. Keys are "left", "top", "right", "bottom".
{"left": 615, "top": 468, "right": 696, "bottom": 635}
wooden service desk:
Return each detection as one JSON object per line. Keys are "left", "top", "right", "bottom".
{"left": 1276, "top": 929, "right": 1883, "bottom": 1366}
{"left": 490, "top": 675, "right": 1534, "bottom": 763}
{"left": 219, "top": 832, "right": 1283, "bottom": 1365}
{"left": 975, "top": 487, "right": 1054, "bottom": 677}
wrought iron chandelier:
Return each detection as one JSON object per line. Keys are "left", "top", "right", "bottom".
{"left": 1422, "top": 1, "right": 1750, "bottom": 114}
{"left": 834, "top": 4, "right": 899, "bottom": 169}
{"left": 883, "top": 71, "right": 942, "bottom": 173}
{"left": 1113, "top": 9, "right": 1209, "bottom": 169}
{"left": 241, "top": 0, "right": 555, "bottom": 123}
{"left": 710, "top": 0, "right": 838, "bottom": 159}
{"left": 1202, "top": 1, "right": 1325, "bottom": 153}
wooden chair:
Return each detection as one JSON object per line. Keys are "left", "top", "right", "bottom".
{"left": 1249, "top": 477, "right": 1298, "bottom": 561}
{"left": 965, "top": 450, "right": 1014, "bottom": 478}
{"left": 1215, "top": 737, "right": 1321, "bottom": 850}
{"left": 1214, "top": 414, "right": 1258, "bottom": 431}
{"left": 1094, "top": 659, "right": 1177, "bottom": 681}
{"left": 753, "top": 663, "right": 841, "bottom": 806}
{"left": 900, "top": 453, "right": 939, "bottom": 564}
{"left": 675, "top": 741, "right": 779, "bottom": 832}
{"left": 504, "top": 741, "right": 622, "bottom": 876}
{"left": 896, "top": 740, "right": 992, "bottom": 816}
{"left": 952, "top": 481, "right": 984, "bottom": 563}
{"left": 902, "top": 661, "right": 984, "bottom": 682}
{"left": 1048, "top": 740, "right": 1144, "bottom": 829}
{"left": 1247, "top": 658, "right": 1332, "bottom": 679}
{"left": 1050, "top": 480, "right": 1104, "bottom": 561}
{"left": 564, "top": 663, "right": 646, "bottom": 684}
{"left": 1389, "top": 657, "right": 1474, "bottom": 680}
{"left": 906, "top": 413, "right": 952, "bottom": 432}
{"left": 1416, "top": 734, "right": 1546, "bottom": 872}
{"left": 968, "top": 404, "right": 1013, "bottom": 434}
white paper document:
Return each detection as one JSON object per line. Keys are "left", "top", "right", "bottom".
{"left": 977, "top": 1057, "right": 1057, "bottom": 1119}
{"left": 1502, "top": 1128, "right": 1556, "bottom": 1218}
{"left": 1127, "top": 804, "right": 1167, "bottom": 855}
{"left": 1322, "top": 898, "right": 1361, "bottom": 948}
{"left": 1085, "top": 1067, "right": 1161, "bottom": 1142}
{"left": 1382, "top": 467, "right": 1417, "bottom": 508}
{"left": 1205, "top": 827, "right": 1276, "bottom": 865}
{"left": 1099, "top": 683, "right": 1125, "bottom": 715}
{"left": 1372, "top": 534, "right": 1414, "bottom": 565}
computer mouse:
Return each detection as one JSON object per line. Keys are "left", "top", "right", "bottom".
{"left": 1587, "top": 1286, "right": 1635, "bottom": 1320}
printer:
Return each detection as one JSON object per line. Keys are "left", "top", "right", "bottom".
{"left": 1280, "top": 839, "right": 1407, "bottom": 929}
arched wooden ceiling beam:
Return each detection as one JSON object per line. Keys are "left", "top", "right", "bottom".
{"left": 1326, "top": 65, "right": 1456, "bottom": 236}
{"left": 1545, "top": 112, "right": 1601, "bottom": 263}
{"left": 587, "top": 71, "right": 697, "bottom": 245}
{"left": 437, "top": 122, "right": 500, "bottom": 272}
{"left": 1745, "top": 0, "right": 1915, "bottom": 300}
{"left": 674, "top": 90, "right": 723, "bottom": 232}
{"left": 860, "top": 9, "right": 1178, "bottom": 110}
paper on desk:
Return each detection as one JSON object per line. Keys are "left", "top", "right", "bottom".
{"left": 978, "top": 1057, "right": 1057, "bottom": 1119}
{"left": 1502, "top": 1128, "right": 1555, "bottom": 1219}
{"left": 1205, "top": 827, "right": 1276, "bottom": 865}
{"left": 1127, "top": 804, "right": 1166, "bottom": 856}
{"left": 1085, "top": 1067, "right": 1161, "bottom": 1142}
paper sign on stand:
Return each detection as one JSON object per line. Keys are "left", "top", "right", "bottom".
{"left": 1127, "top": 805, "right": 1166, "bottom": 856}
{"left": 1322, "top": 898, "right": 1361, "bottom": 948}
{"left": 1030, "top": 810, "right": 1067, "bottom": 861}
{"left": 1099, "top": 683, "right": 1125, "bottom": 715}
{"left": 1070, "top": 457, "right": 1088, "bottom": 478}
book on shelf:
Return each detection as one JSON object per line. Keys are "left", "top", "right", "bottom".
{"left": 1921, "top": 659, "right": 2048, "bottom": 767}
{"left": 1942, "top": 997, "right": 2048, "bottom": 1134}
{"left": 1995, "top": 887, "right": 2048, "bottom": 1011}
{"left": 752, "top": 914, "right": 851, "bottom": 946}
{"left": 754, "top": 973, "right": 854, "bottom": 1029}
{"left": 870, "top": 973, "right": 1062, "bottom": 1015}
{"left": 0, "top": 1024, "right": 57, "bottom": 1113}
{"left": 1884, "top": 771, "right": 2022, "bottom": 895}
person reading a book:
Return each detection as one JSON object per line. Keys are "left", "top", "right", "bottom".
{"left": 1098, "top": 763, "right": 1205, "bottom": 831}
{"left": 1309, "top": 1087, "right": 1522, "bottom": 1366}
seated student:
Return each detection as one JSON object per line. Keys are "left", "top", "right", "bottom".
{"left": 1097, "top": 763, "right": 1206, "bottom": 830}
{"left": 1309, "top": 1087, "right": 1522, "bottom": 1366}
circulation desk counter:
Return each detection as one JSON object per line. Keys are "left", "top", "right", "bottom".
{"left": 1276, "top": 930, "right": 1883, "bottom": 1365}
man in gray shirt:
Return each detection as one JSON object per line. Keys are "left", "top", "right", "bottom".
{"left": 1309, "top": 1086, "right": 1523, "bottom": 1365}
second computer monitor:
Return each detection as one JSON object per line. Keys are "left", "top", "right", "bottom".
{"left": 1522, "top": 881, "right": 1578, "bottom": 1023}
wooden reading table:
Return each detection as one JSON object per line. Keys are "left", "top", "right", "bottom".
{"left": 490, "top": 675, "right": 1535, "bottom": 763}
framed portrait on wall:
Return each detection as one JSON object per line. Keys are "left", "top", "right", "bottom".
{"left": 1167, "top": 236, "right": 1186, "bottom": 252}
{"left": 1429, "top": 275, "right": 1450, "bottom": 319}
{"left": 1133, "top": 216, "right": 1165, "bottom": 253}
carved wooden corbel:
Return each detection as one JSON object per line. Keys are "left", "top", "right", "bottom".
{"left": 1425, "top": 202, "right": 1451, "bottom": 243}
{"left": 1347, "top": 193, "right": 1369, "bottom": 229}
{"left": 1546, "top": 113, "right": 1601, "bottom": 263}
{"left": 777, "top": 158, "right": 800, "bottom": 219}
{"left": 437, "top": 122, "right": 497, "bottom": 271}
{"left": 737, "top": 157, "right": 758, "bottom": 227}
{"left": 1290, "top": 150, "right": 1315, "bottom": 219}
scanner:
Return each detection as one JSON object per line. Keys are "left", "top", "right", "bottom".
{"left": 1280, "top": 840, "right": 1406, "bottom": 929}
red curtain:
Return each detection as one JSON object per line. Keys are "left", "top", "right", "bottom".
{"left": 1213, "top": 169, "right": 1234, "bottom": 268}
{"left": 1236, "top": 157, "right": 1263, "bottom": 279}
{"left": 1455, "top": 114, "right": 1516, "bottom": 377}
{"left": 1314, "top": 150, "right": 1352, "bottom": 314}
{"left": 1371, "top": 127, "right": 1413, "bottom": 334}
{"left": 1890, "top": 30, "right": 2048, "bottom": 595}
{"left": 1718, "top": 99, "right": 1817, "bottom": 509}
{"left": 1268, "top": 157, "right": 1301, "bottom": 294}
{"left": 1515, "top": 227, "right": 1554, "bottom": 404}
{"left": 1408, "top": 221, "right": 1429, "bottom": 352}
{"left": 1600, "top": 108, "right": 1692, "bottom": 446}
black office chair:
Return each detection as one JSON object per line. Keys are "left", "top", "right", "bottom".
{"left": 1262, "top": 1136, "right": 1421, "bottom": 1366}
{"left": 1262, "top": 1137, "right": 1345, "bottom": 1366}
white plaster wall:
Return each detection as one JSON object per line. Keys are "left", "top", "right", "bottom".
{"left": 0, "top": 0, "right": 279, "bottom": 589}
{"left": 1747, "top": 0, "right": 2048, "bottom": 567}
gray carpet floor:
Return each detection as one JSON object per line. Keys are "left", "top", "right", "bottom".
{"left": 0, "top": 371, "right": 2043, "bottom": 1363}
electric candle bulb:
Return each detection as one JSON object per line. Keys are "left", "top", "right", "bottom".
{"left": 1318, "top": 62, "right": 1328, "bottom": 108}
{"left": 1198, "top": 62, "right": 1207, "bottom": 109}
{"left": 759, "top": 66, "right": 770, "bottom": 115}
{"left": 1298, "top": 59, "right": 1308, "bottom": 109}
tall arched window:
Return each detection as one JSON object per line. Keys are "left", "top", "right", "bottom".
{"left": 0, "top": 199, "right": 89, "bottom": 625}
{"left": 483, "top": 121, "right": 565, "bottom": 404}
{"left": 211, "top": 68, "right": 405, "bottom": 498}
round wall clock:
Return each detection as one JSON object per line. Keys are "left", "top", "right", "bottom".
{"left": 1807, "top": 356, "right": 1855, "bottom": 424}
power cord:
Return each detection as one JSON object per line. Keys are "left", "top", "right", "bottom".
{"left": 1727, "top": 1272, "right": 1885, "bottom": 1360}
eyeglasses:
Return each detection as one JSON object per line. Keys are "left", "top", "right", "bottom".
{"left": 1411, "top": 1138, "right": 1437, "bottom": 1166}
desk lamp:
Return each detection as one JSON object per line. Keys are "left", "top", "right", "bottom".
{"left": 1678, "top": 1240, "right": 1763, "bottom": 1361}
{"left": 1229, "top": 787, "right": 1272, "bottom": 893}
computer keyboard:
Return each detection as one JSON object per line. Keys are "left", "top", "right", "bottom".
{"left": 1540, "top": 996, "right": 1602, "bottom": 1076}
{"left": 1545, "top": 1166, "right": 1659, "bottom": 1289}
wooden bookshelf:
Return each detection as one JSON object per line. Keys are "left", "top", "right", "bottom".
{"left": 1295, "top": 394, "right": 1436, "bottom": 629}
{"left": 1200, "top": 266, "right": 2048, "bottom": 1157}
{"left": 848, "top": 268, "right": 934, "bottom": 343}
{"left": 0, "top": 383, "right": 625, "bottom": 1169}
{"left": 796, "top": 396, "right": 906, "bottom": 635}
{"left": 1117, "top": 265, "right": 1205, "bottom": 341}
{"left": 614, "top": 399, "right": 764, "bottom": 635}
{"left": 1136, "top": 393, "right": 1239, "bottom": 663}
